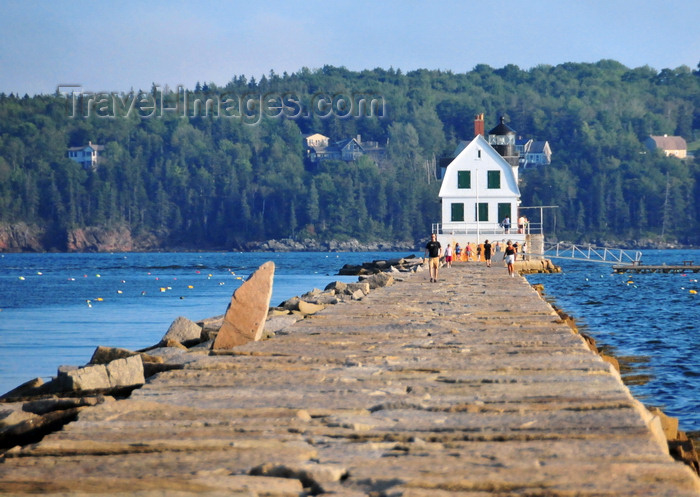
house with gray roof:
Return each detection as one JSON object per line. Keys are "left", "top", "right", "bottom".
{"left": 644, "top": 135, "right": 687, "bottom": 159}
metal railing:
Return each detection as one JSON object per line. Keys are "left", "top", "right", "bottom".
{"left": 432, "top": 222, "right": 542, "bottom": 236}
{"left": 539, "top": 242, "right": 643, "bottom": 264}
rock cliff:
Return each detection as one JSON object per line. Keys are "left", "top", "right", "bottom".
{"left": 0, "top": 223, "right": 44, "bottom": 252}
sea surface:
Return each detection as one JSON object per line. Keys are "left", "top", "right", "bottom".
{"left": 1, "top": 250, "right": 698, "bottom": 432}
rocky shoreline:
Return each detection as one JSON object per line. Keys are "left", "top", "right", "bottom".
{"left": 1, "top": 222, "right": 695, "bottom": 253}
{"left": 0, "top": 222, "right": 420, "bottom": 253}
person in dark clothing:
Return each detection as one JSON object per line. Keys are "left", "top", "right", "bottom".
{"left": 483, "top": 239, "right": 492, "bottom": 267}
{"left": 425, "top": 233, "right": 442, "bottom": 283}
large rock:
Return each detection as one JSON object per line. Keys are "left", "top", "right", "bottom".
{"left": 264, "top": 314, "right": 301, "bottom": 334}
{"left": 212, "top": 261, "right": 275, "bottom": 350}
{"left": 324, "top": 281, "right": 347, "bottom": 293}
{"left": 89, "top": 346, "right": 163, "bottom": 365}
{"left": 298, "top": 300, "right": 325, "bottom": 315}
{"left": 280, "top": 295, "right": 301, "bottom": 311}
{"left": 161, "top": 316, "right": 203, "bottom": 346}
{"left": 0, "top": 377, "right": 47, "bottom": 400}
{"left": 514, "top": 259, "right": 561, "bottom": 274}
{"left": 0, "top": 407, "right": 82, "bottom": 450}
{"left": 344, "top": 282, "right": 370, "bottom": 296}
{"left": 21, "top": 396, "right": 105, "bottom": 415}
{"left": 360, "top": 272, "right": 395, "bottom": 289}
{"left": 304, "top": 292, "right": 339, "bottom": 305}
{"left": 57, "top": 355, "right": 145, "bottom": 392}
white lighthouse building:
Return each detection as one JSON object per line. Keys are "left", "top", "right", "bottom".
{"left": 434, "top": 115, "right": 541, "bottom": 254}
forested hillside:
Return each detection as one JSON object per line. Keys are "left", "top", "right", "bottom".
{"left": 0, "top": 60, "right": 698, "bottom": 251}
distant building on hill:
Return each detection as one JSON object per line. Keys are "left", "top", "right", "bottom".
{"left": 304, "top": 133, "right": 385, "bottom": 163}
{"left": 67, "top": 141, "right": 104, "bottom": 170}
{"left": 516, "top": 138, "right": 552, "bottom": 168}
{"left": 644, "top": 135, "right": 687, "bottom": 159}
{"left": 304, "top": 133, "right": 329, "bottom": 149}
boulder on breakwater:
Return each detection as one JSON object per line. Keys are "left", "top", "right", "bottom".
{"left": 338, "top": 255, "right": 424, "bottom": 275}
{"left": 514, "top": 258, "right": 561, "bottom": 274}
{"left": 0, "top": 257, "right": 409, "bottom": 451}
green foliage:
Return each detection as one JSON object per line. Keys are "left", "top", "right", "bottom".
{"left": 0, "top": 59, "right": 698, "bottom": 248}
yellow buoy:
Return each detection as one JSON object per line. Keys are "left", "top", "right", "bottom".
{"left": 690, "top": 289, "right": 697, "bottom": 294}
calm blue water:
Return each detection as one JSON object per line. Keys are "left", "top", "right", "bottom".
{"left": 0, "top": 252, "right": 417, "bottom": 396}
{"left": 1, "top": 250, "right": 698, "bottom": 432}
{"left": 526, "top": 249, "right": 700, "bottom": 431}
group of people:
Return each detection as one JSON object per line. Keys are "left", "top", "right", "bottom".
{"left": 425, "top": 235, "right": 521, "bottom": 282}
{"left": 500, "top": 216, "right": 529, "bottom": 235}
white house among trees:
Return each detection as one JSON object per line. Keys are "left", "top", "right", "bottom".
{"left": 67, "top": 141, "right": 104, "bottom": 170}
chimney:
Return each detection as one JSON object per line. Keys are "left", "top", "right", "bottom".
{"left": 474, "top": 113, "right": 484, "bottom": 137}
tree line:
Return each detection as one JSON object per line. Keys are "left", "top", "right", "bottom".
{"left": 0, "top": 59, "right": 698, "bottom": 249}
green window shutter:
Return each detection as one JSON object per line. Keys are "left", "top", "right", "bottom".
{"left": 498, "top": 203, "right": 511, "bottom": 221}
{"left": 457, "top": 170, "right": 471, "bottom": 189}
{"left": 487, "top": 170, "right": 501, "bottom": 189}
{"left": 451, "top": 203, "right": 464, "bottom": 222}
{"left": 476, "top": 203, "right": 488, "bottom": 221}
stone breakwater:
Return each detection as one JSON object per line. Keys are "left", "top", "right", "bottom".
{"left": 1, "top": 261, "right": 700, "bottom": 496}
{"left": 0, "top": 257, "right": 419, "bottom": 450}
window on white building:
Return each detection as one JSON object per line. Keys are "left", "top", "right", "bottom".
{"left": 451, "top": 203, "right": 465, "bottom": 222}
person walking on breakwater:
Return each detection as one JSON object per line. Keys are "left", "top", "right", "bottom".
{"left": 454, "top": 243, "right": 462, "bottom": 262}
{"left": 465, "top": 243, "right": 472, "bottom": 261}
{"left": 483, "top": 239, "right": 493, "bottom": 267}
{"left": 444, "top": 242, "right": 453, "bottom": 268}
{"left": 504, "top": 240, "right": 516, "bottom": 277}
{"left": 425, "top": 233, "right": 442, "bottom": 283}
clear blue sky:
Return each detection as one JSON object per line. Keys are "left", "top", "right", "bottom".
{"left": 1, "top": 0, "right": 698, "bottom": 96}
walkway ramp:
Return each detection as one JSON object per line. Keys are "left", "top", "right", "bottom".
{"left": 1, "top": 265, "right": 698, "bottom": 496}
